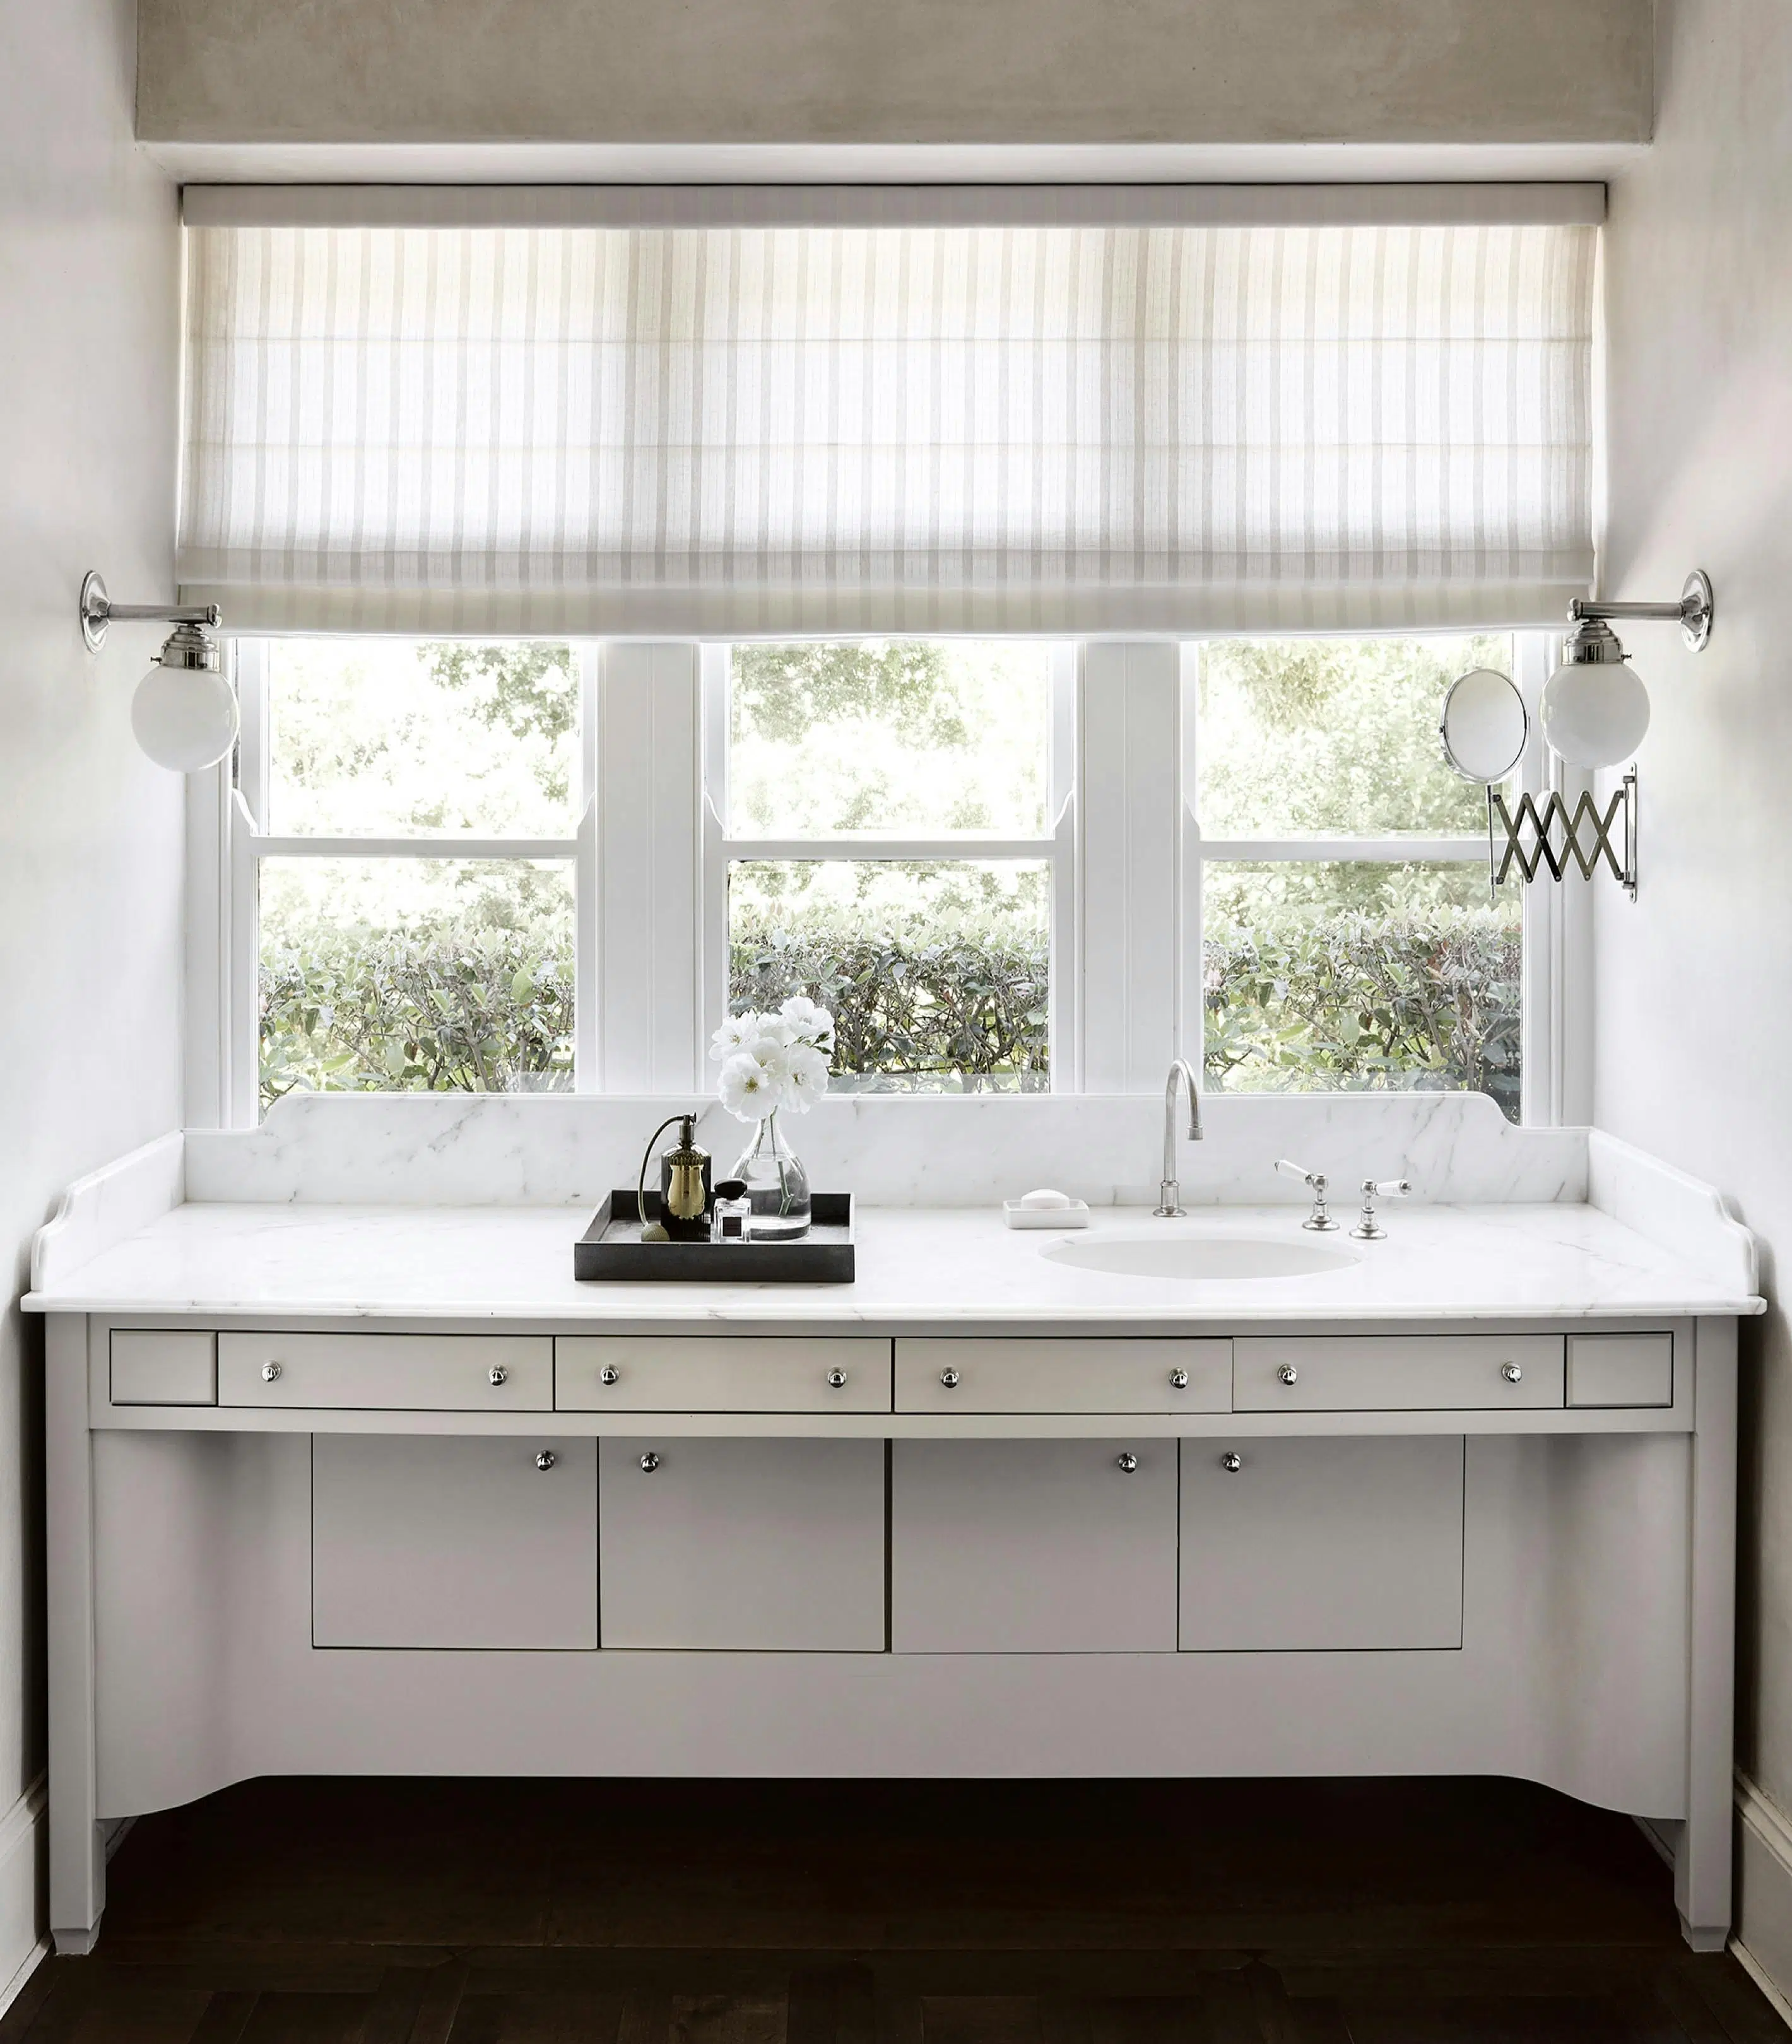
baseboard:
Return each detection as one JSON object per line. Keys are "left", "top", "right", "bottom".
{"left": 0, "top": 1779, "right": 47, "bottom": 2021}
{"left": 1735, "top": 1771, "right": 1792, "bottom": 2031}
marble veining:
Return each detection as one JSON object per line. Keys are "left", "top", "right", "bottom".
{"left": 24, "top": 1199, "right": 1764, "bottom": 1322}
{"left": 182, "top": 1089, "right": 1588, "bottom": 1211}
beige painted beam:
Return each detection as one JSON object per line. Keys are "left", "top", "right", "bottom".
{"left": 138, "top": 0, "right": 1652, "bottom": 150}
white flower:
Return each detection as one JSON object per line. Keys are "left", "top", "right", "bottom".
{"left": 779, "top": 996, "right": 835, "bottom": 1048}
{"left": 748, "top": 1014, "right": 796, "bottom": 1054}
{"left": 718, "top": 1050, "right": 784, "bottom": 1121}
{"left": 709, "top": 1014, "right": 757, "bottom": 1062}
{"left": 782, "top": 1043, "right": 830, "bottom": 1112}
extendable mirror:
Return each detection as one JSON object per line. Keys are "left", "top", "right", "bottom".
{"left": 1439, "top": 667, "right": 1528, "bottom": 785}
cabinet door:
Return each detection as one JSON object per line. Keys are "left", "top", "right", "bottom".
{"left": 1179, "top": 1436, "right": 1463, "bottom": 1652}
{"left": 892, "top": 1440, "right": 1177, "bottom": 1653}
{"left": 599, "top": 1439, "right": 885, "bottom": 1650}
{"left": 312, "top": 1435, "right": 596, "bottom": 1649}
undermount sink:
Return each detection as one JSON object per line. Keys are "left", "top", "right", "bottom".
{"left": 1042, "top": 1230, "right": 1360, "bottom": 1281}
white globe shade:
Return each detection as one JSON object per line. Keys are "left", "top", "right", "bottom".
{"left": 1538, "top": 657, "right": 1650, "bottom": 769}
{"left": 131, "top": 662, "right": 239, "bottom": 772}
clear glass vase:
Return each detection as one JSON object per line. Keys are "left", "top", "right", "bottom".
{"left": 731, "top": 1112, "right": 811, "bottom": 1241}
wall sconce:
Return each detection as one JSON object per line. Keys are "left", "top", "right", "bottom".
{"left": 80, "top": 570, "right": 236, "bottom": 773}
{"left": 1539, "top": 570, "right": 1714, "bottom": 768}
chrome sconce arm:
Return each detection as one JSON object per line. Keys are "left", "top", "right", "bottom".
{"left": 79, "top": 571, "right": 220, "bottom": 653}
{"left": 1567, "top": 570, "right": 1713, "bottom": 654}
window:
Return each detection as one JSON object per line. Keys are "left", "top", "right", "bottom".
{"left": 704, "top": 642, "right": 1075, "bottom": 1093}
{"left": 1191, "top": 635, "right": 1533, "bottom": 1122}
{"left": 242, "top": 638, "right": 586, "bottom": 1115}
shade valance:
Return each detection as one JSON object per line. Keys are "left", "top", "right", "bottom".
{"left": 178, "top": 209, "right": 1596, "bottom": 635}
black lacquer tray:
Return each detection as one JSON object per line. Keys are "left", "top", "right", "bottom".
{"left": 574, "top": 1190, "right": 856, "bottom": 1283}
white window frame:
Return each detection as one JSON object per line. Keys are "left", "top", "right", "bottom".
{"left": 697, "top": 642, "right": 1080, "bottom": 1093}
{"left": 189, "top": 632, "right": 1586, "bottom": 1130}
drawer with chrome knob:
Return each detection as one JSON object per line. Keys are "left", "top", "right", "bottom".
{"left": 639, "top": 1451, "right": 661, "bottom": 1474}
{"left": 827, "top": 1368, "right": 849, "bottom": 1389}
{"left": 1220, "top": 1452, "right": 1244, "bottom": 1473}
{"left": 534, "top": 1450, "right": 557, "bottom": 1472}
{"left": 557, "top": 1336, "right": 891, "bottom": 1413}
{"left": 1234, "top": 1334, "right": 1564, "bottom": 1411}
{"left": 1115, "top": 1452, "right": 1140, "bottom": 1474}
{"left": 1501, "top": 1362, "right": 1524, "bottom": 1384}
{"left": 897, "top": 1337, "right": 1229, "bottom": 1413}
{"left": 938, "top": 1368, "right": 961, "bottom": 1389}
{"left": 261, "top": 1361, "right": 282, "bottom": 1383}
{"left": 220, "top": 1333, "right": 553, "bottom": 1410}
{"left": 488, "top": 1365, "right": 509, "bottom": 1387}
{"left": 1277, "top": 1363, "right": 1299, "bottom": 1385}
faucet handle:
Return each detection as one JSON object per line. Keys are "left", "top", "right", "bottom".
{"left": 1350, "top": 1177, "right": 1412, "bottom": 1242}
{"left": 1274, "top": 1159, "right": 1339, "bottom": 1233}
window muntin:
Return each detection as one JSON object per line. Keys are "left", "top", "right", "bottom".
{"left": 712, "top": 642, "right": 1070, "bottom": 1095}
{"left": 1194, "top": 634, "right": 1528, "bottom": 1122}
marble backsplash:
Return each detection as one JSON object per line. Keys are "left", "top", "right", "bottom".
{"left": 182, "top": 1090, "right": 1588, "bottom": 1209}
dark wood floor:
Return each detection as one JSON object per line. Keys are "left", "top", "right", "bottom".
{"left": 2, "top": 1777, "right": 1783, "bottom": 2042}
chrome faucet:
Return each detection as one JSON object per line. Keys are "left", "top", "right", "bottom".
{"left": 1155, "top": 1059, "right": 1205, "bottom": 1216}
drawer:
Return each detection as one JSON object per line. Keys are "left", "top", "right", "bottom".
{"left": 312, "top": 1435, "right": 596, "bottom": 1649}
{"left": 599, "top": 1438, "right": 885, "bottom": 1650}
{"left": 218, "top": 1332, "right": 553, "bottom": 1411}
{"left": 892, "top": 1440, "right": 1177, "bottom": 1652}
{"left": 1567, "top": 1333, "right": 1673, "bottom": 1407}
{"left": 110, "top": 1330, "right": 216, "bottom": 1406}
{"left": 1234, "top": 1334, "right": 1564, "bottom": 1412}
{"left": 1179, "top": 1436, "right": 1465, "bottom": 1651}
{"left": 557, "top": 1336, "right": 890, "bottom": 1413}
{"left": 896, "top": 1338, "right": 1231, "bottom": 1414}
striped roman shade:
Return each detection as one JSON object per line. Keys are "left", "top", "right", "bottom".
{"left": 178, "top": 189, "right": 1599, "bottom": 635}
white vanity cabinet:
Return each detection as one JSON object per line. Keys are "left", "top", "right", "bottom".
{"left": 891, "top": 1439, "right": 1177, "bottom": 1652}
{"left": 1177, "top": 1436, "right": 1465, "bottom": 1651}
{"left": 598, "top": 1437, "right": 885, "bottom": 1650}
{"left": 312, "top": 1435, "right": 597, "bottom": 1650}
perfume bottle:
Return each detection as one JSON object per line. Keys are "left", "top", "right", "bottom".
{"left": 657, "top": 1114, "right": 713, "bottom": 1242}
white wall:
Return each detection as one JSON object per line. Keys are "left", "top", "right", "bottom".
{"left": 0, "top": 0, "right": 182, "bottom": 1989}
{"left": 1598, "top": 0, "right": 1792, "bottom": 1994}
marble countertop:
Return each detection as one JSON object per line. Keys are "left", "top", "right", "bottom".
{"left": 23, "top": 1199, "right": 1767, "bottom": 1324}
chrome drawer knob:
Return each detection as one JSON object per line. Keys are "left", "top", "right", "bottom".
{"left": 939, "top": 1368, "right": 961, "bottom": 1389}
{"left": 1502, "top": 1362, "right": 1524, "bottom": 1384}
{"left": 1168, "top": 1368, "right": 1189, "bottom": 1390}
{"left": 1276, "top": 1364, "right": 1299, "bottom": 1385}
{"left": 827, "top": 1368, "right": 848, "bottom": 1389}
{"left": 261, "top": 1361, "right": 282, "bottom": 1383}
{"left": 1220, "top": 1452, "right": 1243, "bottom": 1473}
{"left": 1116, "top": 1452, "right": 1139, "bottom": 1474}
{"left": 639, "top": 1451, "right": 661, "bottom": 1474}
{"left": 488, "top": 1365, "right": 508, "bottom": 1387}
{"left": 599, "top": 1365, "right": 620, "bottom": 1386}
{"left": 535, "top": 1450, "right": 557, "bottom": 1472}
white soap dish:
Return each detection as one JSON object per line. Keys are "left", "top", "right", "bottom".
{"left": 1003, "top": 1197, "right": 1091, "bottom": 1230}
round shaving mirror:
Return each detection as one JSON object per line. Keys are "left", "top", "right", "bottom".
{"left": 1439, "top": 667, "right": 1528, "bottom": 785}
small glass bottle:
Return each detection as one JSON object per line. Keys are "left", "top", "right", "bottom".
{"left": 710, "top": 1179, "right": 753, "bottom": 1243}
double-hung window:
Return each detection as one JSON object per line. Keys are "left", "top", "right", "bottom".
{"left": 702, "top": 641, "right": 1076, "bottom": 1092}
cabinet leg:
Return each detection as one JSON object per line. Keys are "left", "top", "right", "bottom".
{"left": 46, "top": 1317, "right": 103, "bottom": 1951}
{"left": 1678, "top": 1317, "right": 1738, "bottom": 1949}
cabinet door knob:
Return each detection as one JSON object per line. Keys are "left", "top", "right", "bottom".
{"left": 1501, "top": 1362, "right": 1523, "bottom": 1384}
{"left": 1168, "top": 1368, "right": 1189, "bottom": 1390}
{"left": 1115, "top": 1452, "right": 1139, "bottom": 1474}
{"left": 939, "top": 1368, "right": 960, "bottom": 1389}
{"left": 599, "top": 1365, "right": 620, "bottom": 1386}
{"left": 1276, "top": 1364, "right": 1299, "bottom": 1385}
{"left": 827, "top": 1368, "right": 848, "bottom": 1388}
{"left": 535, "top": 1450, "right": 557, "bottom": 1472}
{"left": 488, "top": 1365, "right": 508, "bottom": 1387}
{"left": 1220, "top": 1452, "right": 1243, "bottom": 1473}
{"left": 261, "top": 1361, "right": 282, "bottom": 1383}
{"left": 639, "top": 1451, "right": 661, "bottom": 1474}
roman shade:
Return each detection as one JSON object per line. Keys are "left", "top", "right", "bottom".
{"left": 178, "top": 187, "right": 1599, "bottom": 635}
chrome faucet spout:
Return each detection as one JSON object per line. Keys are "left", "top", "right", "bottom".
{"left": 1155, "top": 1059, "right": 1204, "bottom": 1217}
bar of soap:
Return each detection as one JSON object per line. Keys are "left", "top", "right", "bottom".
{"left": 1018, "top": 1187, "right": 1073, "bottom": 1209}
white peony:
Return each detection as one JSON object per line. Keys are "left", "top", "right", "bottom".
{"left": 717, "top": 1050, "right": 782, "bottom": 1120}
{"left": 782, "top": 1042, "right": 830, "bottom": 1112}
{"left": 709, "top": 1014, "right": 757, "bottom": 1062}
{"left": 779, "top": 996, "right": 835, "bottom": 1048}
